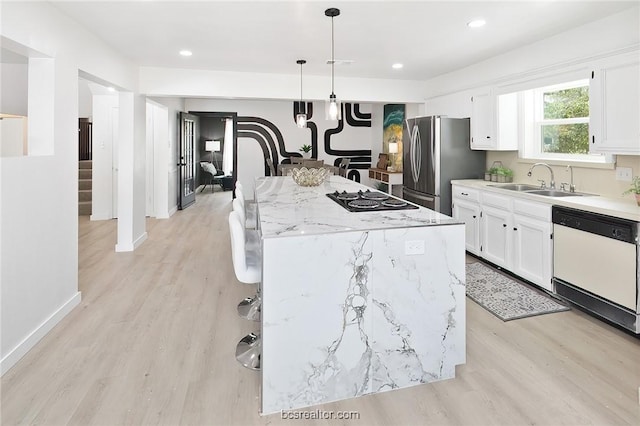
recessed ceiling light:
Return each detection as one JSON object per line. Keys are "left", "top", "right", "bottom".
{"left": 179, "top": 50, "right": 193, "bottom": 57}
{"left": 392, "top": 63, "right": 403, "bottom": 69}
{"left": 467, "top": 19, "right": 486, "bottom": 28}
{"left": 107, "top": 87, "right": 115, "bottom": 92}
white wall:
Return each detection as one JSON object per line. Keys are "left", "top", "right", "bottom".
{"left": 1, "top": 63, "right": 28, "bottom": 116}
{"left": 148, "top": 97, "right": 184, "bottom": 215}
{"left": 0, "top": 1, "right": 140, "bottom": 375}
{"left": 421, "top": 8, "right": 640, "bottom": 99}
{"left": 141, "top": 67, "right": 426, "bottom": 104}
{"left": 423, "top": 7, "right": 640, "bottom": 199}
{"left": 91, "top": 94, "right": 119, "bottom": 220}
{"left": 78, "top": 78, "right": 93, "bottom": 118}
{"left": 115, "top": 92, "right": 147, "bottom": 252}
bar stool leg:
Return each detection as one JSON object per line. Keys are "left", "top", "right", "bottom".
{"left": 237, "top": 294, "right": 261, "bottom": 321}
{"left": 235, "top": 332, "right": 261, "bottom": 370}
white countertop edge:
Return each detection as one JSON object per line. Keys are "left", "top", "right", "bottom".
{"left": 259, "top": 220, "right": 464, "bottom": 240}
{"left": 451, "top": 179, "right": 640, "bottom": 222}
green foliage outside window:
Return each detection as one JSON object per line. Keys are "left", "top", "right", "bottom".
{"left": 541, "top": 86, "right": 589, "bottom": 154}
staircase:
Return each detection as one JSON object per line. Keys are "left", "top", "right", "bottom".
{"left": 78, "top": 160, "right": 92, "bottom": 216}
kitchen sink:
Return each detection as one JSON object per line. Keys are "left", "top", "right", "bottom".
{"left": 489, "top": 183, "right": 540, "bottom": 191}
{"left": 526, "top": 190, "right": 584, "bottom": 197}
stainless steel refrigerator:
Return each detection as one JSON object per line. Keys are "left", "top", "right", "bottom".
{"left": 402, "top": 116, "right": 486, "bottom": 216}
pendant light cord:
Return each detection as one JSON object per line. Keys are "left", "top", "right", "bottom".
{"left": 300, "top": 62, "right": 303, "bottom": 103}
{"left": 331, "top": 16, "right": 335, "bottom": 95}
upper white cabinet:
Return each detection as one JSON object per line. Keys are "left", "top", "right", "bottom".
{"left": 471, "top": 89, "right": 518, "bottom": 151}
{"left": 590, "top": 52, "right": 640, "bottom": 155}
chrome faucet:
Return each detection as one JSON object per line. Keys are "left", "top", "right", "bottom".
{"left": 565, "top": 165, "right": 575, "bottom": 193}
{"left": 527, "top": 163, "right": 555, "bottom": 189}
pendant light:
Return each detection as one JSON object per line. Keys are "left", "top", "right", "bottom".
{"left": 325, "top": 7, "right": 341, "bottom": 121}
{"left": 296, "top": 59, "right": 307, "bottom": 128}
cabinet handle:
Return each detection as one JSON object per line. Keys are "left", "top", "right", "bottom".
{"left": 486, "top": 136, "right": 491, "bottom": 139}
{"left": 503, "top": 224, "right": 507, "bottom": 227}
{"left": 461, "top": 192, "right": 468, "bottom": 196}
{"left": 513, "top": 227, "right": 518, "bottom": 231}
{"left": 592, "top": 135, "right": 595, "bottom": 144}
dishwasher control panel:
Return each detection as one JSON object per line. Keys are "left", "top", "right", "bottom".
{"left": 552, "top": 206, "right": 638, "bottom": 244}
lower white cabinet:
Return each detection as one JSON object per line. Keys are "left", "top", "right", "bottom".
{"left": 452, "top": 184, "right": 553, "bottom": 291}
{"left": 512, "top": 214, "right": 552, "bottom": 288}
{"left": 452, "top": 198, "right": 481, "bottom": 255}
{"left": 480, "top": 205, "right": 511, "bottom": 269}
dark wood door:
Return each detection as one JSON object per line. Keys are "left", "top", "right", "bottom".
{"left": 178, "top": 112, "right": 199, "bottom": 209}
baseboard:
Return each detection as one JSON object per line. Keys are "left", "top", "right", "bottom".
{"left": 90, "top": 213, "right": 113, "bottom": 221}
{"left": 1, "top": 291, "right": 81, "bottom": 376}
{"left": 168, "top": 205, "right": 178, "bottom": 217}
{"left": 115, "top": 231, "right": 148, "bottom": 252}
{"left": 133, "top": 232, "right": 147, "bottom": 250}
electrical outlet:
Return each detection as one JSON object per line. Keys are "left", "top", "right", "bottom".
{"left": 615, "top": 167, "right": 632, "bottom": 182}
{"left": 405, "top": 240, "right": 425, "bottom": 256}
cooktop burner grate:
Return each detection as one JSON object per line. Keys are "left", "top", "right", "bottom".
{"left": 326, "top": 190, "right": 418, "bottom": 212}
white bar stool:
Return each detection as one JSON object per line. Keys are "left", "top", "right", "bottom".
{"left": 231, "top": 198, "right": 261, "bottom": 322}
{"left": 235, "top": 182, "right": 258, "bottom": 229}
{"left": 228, "top": 211, "right": 262, "bottom": 370}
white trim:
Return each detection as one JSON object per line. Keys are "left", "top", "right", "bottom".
{"left": 426, "top": 45, "right": 640, "bottom": 100}
{"left": 1, "top": 292, "right": 81, "bottom": 376}
{"left": 115, "top": 231, "right": 148, "bottom": 252}
{"left": 133, "top": 232, "right": 148, "bottom": 250}
{"left": 168, "top": 205, "right": 178, "bottom": 217}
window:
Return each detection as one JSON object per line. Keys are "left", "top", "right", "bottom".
{"left": 537, "top": 80, "right": 589, "bottom": 155}
{"left": 512, "top": 78, "right": 610, "bottom": 164}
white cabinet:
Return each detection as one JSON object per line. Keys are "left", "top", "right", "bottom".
{"left": 512, "top": 214, "right": 552, "bottom": 290}
{"left": 470, "top": 89, "right": 518, "bottom": 151}
{"left": 452, "top": 183, "right": 553, "bottom": 290}
{"left": 480, "top": 205, "right": 511, "bottom": 268}
{"left": 590, "top": 53, "right": 640, "bottom": 155}
{"left": 451, "top": 186, "right": 481, "bottom": 255}
{"left": 452, "top": 199, "right": 481, "bottom": 255}
{"left": 471, "top": 89, "right": 495, "bottom": 150}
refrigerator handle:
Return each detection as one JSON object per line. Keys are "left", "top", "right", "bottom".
{"left": 431, "top": 118, "right": 436, "bottom": 173}
{"left": 410, "top": 122, "right": 421, "bottom": 184}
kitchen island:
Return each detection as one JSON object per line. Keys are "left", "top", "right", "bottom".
{"left": 254, "top": 176, "right": 466, "bottom": 414}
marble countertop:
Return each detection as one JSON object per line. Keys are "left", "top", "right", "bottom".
{"left": 255, "top": 176, "right": 461, "bottom": 238}
{"left": 451, "top": 179, "right": 640, "bottom": 222}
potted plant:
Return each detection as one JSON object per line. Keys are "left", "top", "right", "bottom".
{"left": 488, "top": 166, "right": 499, "bottom": 182}
{"left": 299, "top": 144, "right": 312, "bottom": 158}
{"left": 623, "top": 176, "right": 640, "bottom": 206}
{"left": 485, "top": 167, "right": 497, "bottom": 181}
{"left": 496, "top": 167, "right": 514, "bottom": 183}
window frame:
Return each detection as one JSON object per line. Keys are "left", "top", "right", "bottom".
{"left": 511, "top": 78, "right": 613, "bottom": 165}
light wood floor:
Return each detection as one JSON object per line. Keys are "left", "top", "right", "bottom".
{"left": 2, "top": 190, "right": 639, "bottom": 425}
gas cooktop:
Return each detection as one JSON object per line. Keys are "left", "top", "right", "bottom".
{"left": 326, "top": 190, "right": 419, "bottom": 213}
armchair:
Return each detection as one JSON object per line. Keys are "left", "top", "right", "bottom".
{"left": 200, "top": 161, "right": 224, "bottom": 192}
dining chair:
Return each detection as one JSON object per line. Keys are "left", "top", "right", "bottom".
{"left": 290, "top": 157, "right": 303, "bottom": 165}
{"left": 338, "top": 158, "right": 350, "bottom": 178}
{"left": 265, "top": 158, "right": 276, "bottom": 176}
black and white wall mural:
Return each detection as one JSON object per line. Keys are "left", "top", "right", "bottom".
{"left": 185, "top": 98, "right": 378, "bottom": 195}
{"left": 237, "top": 102, "right": 372, "bottom": 181}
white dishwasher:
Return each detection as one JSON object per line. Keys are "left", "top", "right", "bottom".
{"left": 552, "top": 206, "right": 639, "bottom": 333}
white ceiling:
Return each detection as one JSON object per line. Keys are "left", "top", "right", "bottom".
{"left": 50, "top": 1, "right": 637, "bottom": 81}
